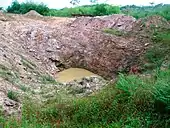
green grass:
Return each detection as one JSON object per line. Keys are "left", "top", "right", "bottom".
{"left": 7, "top": 90, "right": 19, "bottom": 102}
{"left": 21, "top": 56, "right": 36, "bottom": 70}
{"left": 142, "top": 27, "right": 170, "bottom": 71}
{"left": 1, "top": 69, "right": 170, "bottom": 128}
{"left": 19, "top": 85, "right": 29, "bottom": 92}
{"left": 0, "top": 64, "right": 19, "bottom": 84}
{"left": 39, "top": 74, "right": 58, "bottom": 85}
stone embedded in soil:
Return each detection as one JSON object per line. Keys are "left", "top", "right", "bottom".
{"left": 2, "top": 98, "right": 21, "bottom": 117}
{"left": 64, "top": 76, "right": 108, "bottom": 96}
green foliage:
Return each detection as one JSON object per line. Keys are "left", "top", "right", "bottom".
{"left": 39, "top": 74, "right": 58, "bottom": 84}
{"left": 154, "top": 70, "right": 170, "bottom": 113}
{"left": 121, "top": 4, "right": 170, "bottom": 20}
{"left": 47, "top": 4, "right": 120, "bottom": 17}
{"left": 21, "top": 56, "right": 36, "bottom": 70}
{"left": 1, "top": 70, "right": 170, "bottom": 127}
{"left": 5, "top": 1, "right": 170, "bottom": 20}
{"left": 0, "top": 64, "right": 18, "bottom": 84}
{"left": 7, "top": 0, "right": 49, "bottom": 15}
{"left": 20, "top": 85, "right": 28, "bottom": 92}
{"left": 7, "top": 90, "right": 19, "bottom": 102}
{"left": 7, "top": 0, "right": 20, "bottom": 14}
{"left": 47, "top": 4, "right": 170, "bottom": 19}
{"left": 144, "top": 28, "right": 170, "bottom": 70}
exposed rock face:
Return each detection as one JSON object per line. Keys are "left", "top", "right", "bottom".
{"left": 13, "top": 14, "right": 152, "bottom": 78}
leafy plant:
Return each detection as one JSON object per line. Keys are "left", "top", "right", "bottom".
{"left": 7, "top": 90, "right": 19, "bottom": 102}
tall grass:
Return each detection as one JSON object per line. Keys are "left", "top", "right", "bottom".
{"left": 1, "top": 69, "right": 170, "bottom": 127}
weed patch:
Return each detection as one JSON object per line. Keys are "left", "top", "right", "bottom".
{"left": 0, "top": 64, "right": 19, "bottom": 84}
{"left": 1, "top": 70, "right": 170, "bottom": 127}
{"left": 7, "top": 90, "right": 19, "bottom": 102}
{"left": 21, "top": 56, "right": 36, "bottom": 70}
{"left": 39, "top": 74, "right": 58, "bottom": 84}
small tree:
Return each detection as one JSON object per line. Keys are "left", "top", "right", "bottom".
{"left": 7, "top": 0, "right": 21, "bottom": 13}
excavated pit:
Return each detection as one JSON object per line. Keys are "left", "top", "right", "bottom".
{"left": 0, "top": 11, "right": 169, "bottom": 117}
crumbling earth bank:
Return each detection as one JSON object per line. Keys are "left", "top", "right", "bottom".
{"left": 0, "top": 12, "right": 169, "bottom": 116}
{"left": 12, "top": 14, "right": 153, "bottom": 78}
{"left": 2, "top": 14, "right": 169, "bottom": 79}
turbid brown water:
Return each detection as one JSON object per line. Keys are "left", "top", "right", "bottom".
{"left": 56, "top": 68, "right": 97, "bottom": 83}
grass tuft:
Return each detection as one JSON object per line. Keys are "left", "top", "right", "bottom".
{"left": 7, "top": 90, "right": 19, "bottom": 102}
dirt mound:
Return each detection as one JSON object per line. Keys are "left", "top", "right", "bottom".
{"left": 132, "top": 15, "right": 170, "bottom": 31}
{"left": 70, "top": 14, "right": 136, "bottom": 31}
{"left": 24, "top": 10, "right": 43, "bottom": 17}
{"left": 145, "top": 15, "right": 169, "bottom": 27}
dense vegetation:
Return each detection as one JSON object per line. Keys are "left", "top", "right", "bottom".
{"left": 6, "top": 0, "right": 170, "bottom": 20}
{"left": 121, "top": 4, "right": 170, "bottom": 20}
{"left": 1, "top": 69, "right": 170, "bottom": 127}
{"left": 7, "top": 0, "right": 49, "bottom": 15}
{"left": 47, "top": 4, "right": 120, "bottom": 17}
